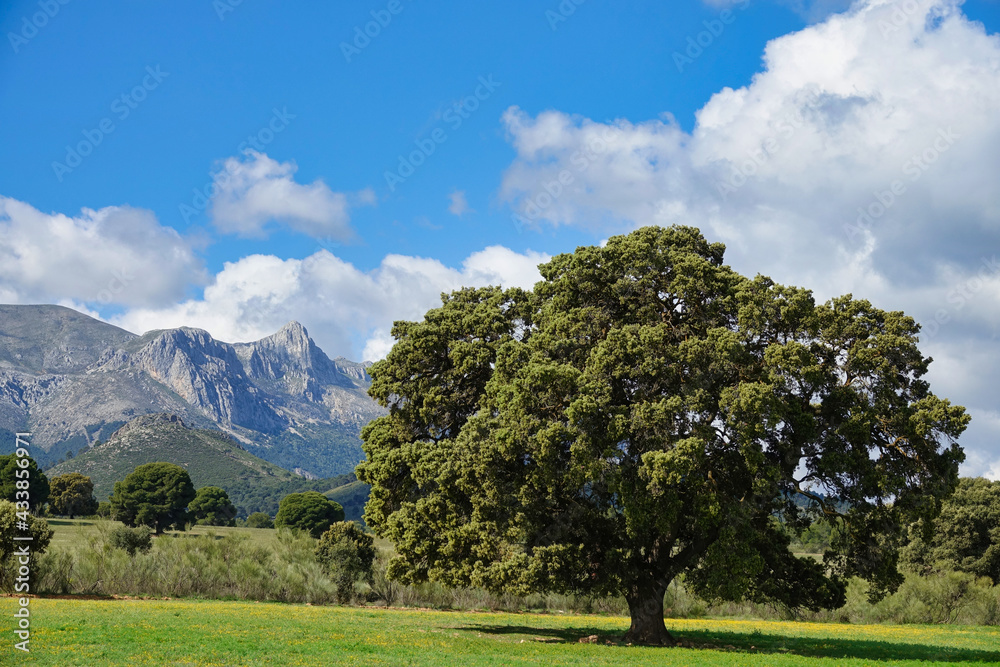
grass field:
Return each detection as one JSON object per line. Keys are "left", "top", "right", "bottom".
{"left": 45, "top": 518, "right": 282, "bottom": 552}
{"left": 2, "top": 597, "right": 998, "bottom": 666}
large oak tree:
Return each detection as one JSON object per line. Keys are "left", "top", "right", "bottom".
{"left": 358, "top": 226, "right": 969, "bottom": 644}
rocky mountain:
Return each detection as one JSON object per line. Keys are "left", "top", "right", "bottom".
{"left": 46, "top": 413, "right": 360, "bottom": 517}
{"left": 0, "top": 305, "right": 384, "bottom": 477}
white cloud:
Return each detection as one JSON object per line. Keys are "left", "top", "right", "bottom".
{"left": 499, "top": 0, "right": 1000, "bottom": 474}
{"left": 0, "top": 196, "right": 205, "bottom": 307}
{"left": 448, "top": 189, "right": 471, "bottom": 216}
{"left": 209, "top": 151, "right": 371, "bottom": 239}
{"left": 113, "top": 245, "right": 549, "bottom": 362}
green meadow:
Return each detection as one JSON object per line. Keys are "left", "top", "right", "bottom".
{"left": 2, "top": 597, "right": 999, "bottom": 666}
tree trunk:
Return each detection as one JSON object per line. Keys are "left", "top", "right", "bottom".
{"left": 623, "top": 580, "right": 675, "bottom": 645}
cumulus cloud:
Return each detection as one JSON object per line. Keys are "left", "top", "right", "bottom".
{"left": 113, "top": 245, "right": 549, "bottom": 362}
{"left": 0, "top": 196, "right": 205, "bottom": 307}
{"left": 499, "top": 0, "right": 1000, "bottom": 475}
{"left": 448, "top": 189, "right": 471, "bottom": 216}
{"left": 209, "top": 151, "right": 372, "bottom": 239}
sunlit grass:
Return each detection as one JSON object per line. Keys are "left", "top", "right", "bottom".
{"left": 2, "top": 597, "right": 998, "bottom": 666}
{"left": 44, "top": 517, "right": 281, "bottom": 552}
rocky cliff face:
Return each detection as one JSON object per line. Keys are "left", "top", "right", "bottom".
{"left": 97, "top": 327, "right": 286, "bottom": 433}
{"left": 0, "top": 305, "right": 384, "bottom": 477}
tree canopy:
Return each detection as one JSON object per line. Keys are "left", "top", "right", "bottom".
{"left": 48, "top": 472, "right": 98, "bottom": 519}
{"left": 903, "top": 477, "right": 1000, "bottom": 584}
{"left": 358, "top": 225, "right": 970, "bottom": 644}
{"left": 274, "top": 491, "right": 344, "bottom": 538}
{"left": 189, "top": 486, "right": 238, "bottom": 526}
{"left": 316, "top": 521, "right": 377, "bottom": 602}
{"left": 0, "top": 454, "right": 49, "bottom": 512}
{"left": 110, "top": 462, "right": 196, "bottom": 534}
{"left": 0, "top": 499, "right": 53, "bottom": 590}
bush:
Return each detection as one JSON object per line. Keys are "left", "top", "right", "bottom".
{"left": 0, "top": 499, "right": 53, "bottom": 590}
{"left": 246, "top": 512, "right": 274, "bottom": 529}
{"left": 108, "top": 525, "right": 153, "bottom": 557}
{"left": 316, "top": 521, "right": 376, "bottom": 603}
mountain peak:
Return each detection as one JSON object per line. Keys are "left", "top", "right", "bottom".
{"left": 278, "top": 321, "right": 308, "bottom": 336}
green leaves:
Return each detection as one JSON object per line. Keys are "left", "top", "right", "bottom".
{"left": 189, "top": 486, "right": 238, "bottom": 526}
{"left": 903, "top": 477, "right": 1000, "bottom": 584}
{"left": 274, "top": 491, "right": 344, "bottom": 538}
{"left": 48, "top": 473, "right": 98, "bottom": 519}
{"left": 110, "top": 462, "right": 196, "bottom": 534}
{"left": 358, "top": 225, "right": 969, "bottom": 619}
{"left": 0, "top": 454, "right": 49, "bottom": 512}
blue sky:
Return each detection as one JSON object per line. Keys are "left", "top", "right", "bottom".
{"left": 2, "top": 0, "right": 1000, "bottom": 476}
{"left": 1, "top": 0, "right": 816, "bottom": 274}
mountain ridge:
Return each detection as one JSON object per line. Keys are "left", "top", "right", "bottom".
{"left": 0, "top": 305, "right": 384, "bottom": 477}
{"left": 47, "top": 412, "right": 362, "bottom": 517}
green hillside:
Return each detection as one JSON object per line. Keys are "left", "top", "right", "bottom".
{"left": 46, "top": 413, "right": 356, "bottom": 517}
{"left": 324, "top": 479, "right": 370, "bottom": 524}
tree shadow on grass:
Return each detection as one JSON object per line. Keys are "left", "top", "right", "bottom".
{"left": 47, "top": 519, "right": 96, "bottom": 526}
{"left": 463, "top": 624, "right": 1000, "bottom": 663}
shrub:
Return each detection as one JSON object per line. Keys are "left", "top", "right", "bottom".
{"left": 246, "top": 512, "right": 274, "bottom": 529}
{"left": 108, "top": 525, "right": 153, "bottom": 557}
{"left": 316, "top": 521, "right": 376, "bottom": 602}
{"left": 0, "top": 499, "right": 53, "bottom": 590}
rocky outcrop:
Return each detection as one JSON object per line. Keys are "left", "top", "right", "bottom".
{"left": 0, "top": 306, "right": 383, "bottom": 476}
{"left": 97, "top": 328, "right": 285, "bottom": 433}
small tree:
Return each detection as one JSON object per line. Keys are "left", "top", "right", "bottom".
{"left": 316, "top": 521, "right": 376, "bottom": 602}
{"left": 0, "top": 454, "right": 50, "bottom": 512}
{"left": 246, "top": 512, "right": 274, "bottom": 529}
{"left": 110, "top": 462, "right": 196, "bottom": 534}
{"left": 48, "top": 473, "right": 99, "bottom": 519}
{"left": 0, "top": 500, "right": 53, "bottom": 590}
{"left": 903, "top": 477, "right": 1000, "bottom": 584}
{"left": 189, "top": 486, "right": 237, "bottom": 526}
{"left": 275, "top": 491, "right": 344, "bottom": 538}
